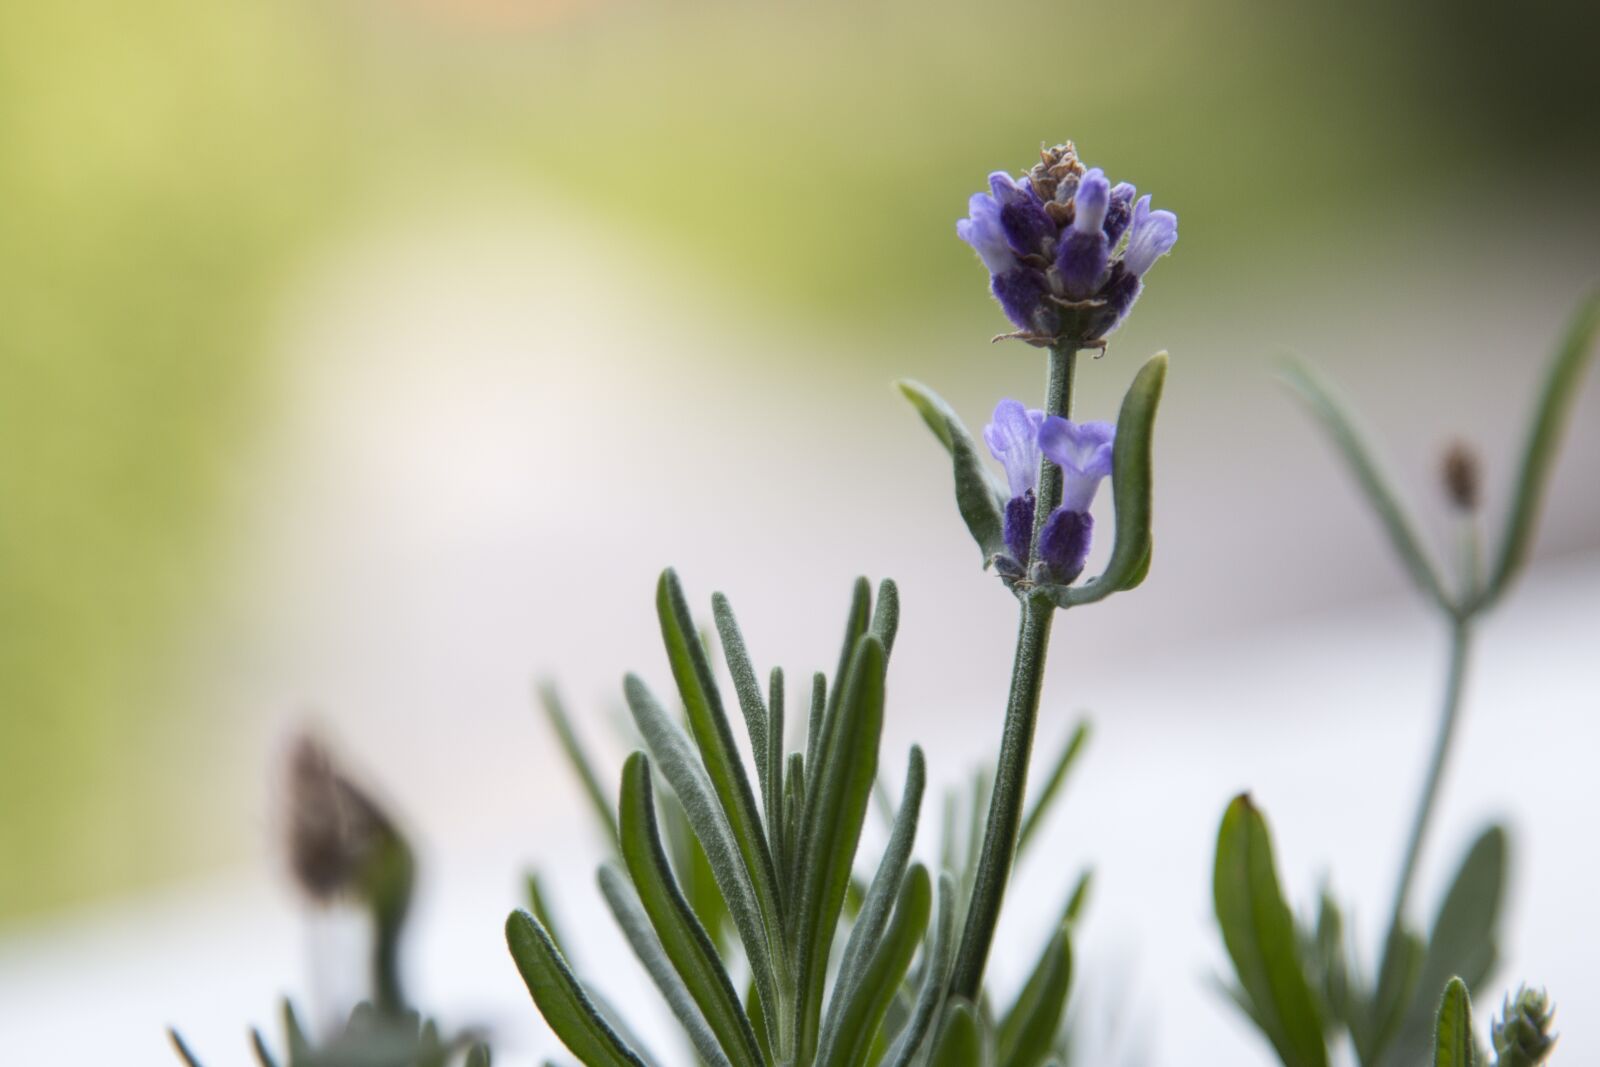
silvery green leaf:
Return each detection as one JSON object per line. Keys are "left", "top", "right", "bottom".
{"left": 1213, "top": 795, "right": 1329, "bottom": 1067}
{"left": 599, "top": 863, "right": 735, "bottom": 1067}
{"left": 1479, "top": 290, "right": 1600, "bottom": 609}
{"left": 538, "top": 681, "right": 620, "bottom": 845}
{"left": 617, "top": 754, "right": 764, "bottom": 1067}
{"left": 622, "top": 674, "right": 781, "bottom": 1046}
{"left": 464, "top": 1045, "right": 492, "bottom": 1067}
{"left": 1046, "top": 353, "right": 1168, "bottom": 609}
{"left": 996, "top": 917, "right": 1072, "bottom": 1067}
{"left": 819, "top": 865, "right": 932, "bottom": 1067}
{"left": 822, "top": 746, "right": 926, "bottom": 1054}
{"left": 870, "top": 578, "right": 901, "bottom": 657}
{"left": 766, "top": 666, "right": 786, "bottom": 877}
{"left": 791, "top": 634, "right": 889, "bottom": 1065}
{"left": 1016, "top": 720, "right": 1090, "bottom": 859}
{"left": 505, "top": 909, "right": 651, "bottom": 1067}
{"left": 885, "top": 871, "right": 958, "bottom": 1067}
{"left": 930, "top": 999, "right": 986, "bottom": 1067}
{"left": 711, "top": 592, "right": 772, "bottom": 830}
{"left": 1280, "top": 357, "right": 1451, "bottom": 612}
{"left": 898, "top": 379, "right": 1009, "bottom": 562}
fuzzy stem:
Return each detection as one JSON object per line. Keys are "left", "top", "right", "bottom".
{"left": 1380, "top": 616, "right": 1474, "bottom": 975}
{"left": 948, "top": 344, "right": 1077, "bottom": 1001}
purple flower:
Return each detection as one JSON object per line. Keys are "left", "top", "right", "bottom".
{"left": 984, "top": 399, "right": 1045, "bottom": 564}
{"left": 956, "top": 142, "right": 1178, "bottom": 345}
{"left": 1034, "top": 417, "right": 1116, "bottom": 582}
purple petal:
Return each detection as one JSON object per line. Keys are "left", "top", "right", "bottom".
{"left": 957, "top": 192, "right": 1016, "bottom": 275}
{"left": 984, "top": 398, "right": 1046, "bottom": 498}
{"left": 1123, "top": 195, "right": 1178, "bottom": 276}
{"left": 1004, "top": 493, "right": 1036, "bottom": 564}
{"left": 1072, "top": 168, "right": 1111, "bottom": 234}
{"left": 999, "top": 195, "right": 1054, "bottom": 257}
{"left": 991, "top": 266, "right": 1050, "bottom": 332}
{"left": 1038, "top": 416, "right": 1116, "bottom": 512}
{"left": 1103, "top": 182, "right": 1137, "bottom": 245}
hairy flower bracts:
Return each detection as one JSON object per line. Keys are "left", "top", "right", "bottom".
{"left": 984, "top": 400, "right": 1114, "bottom": 585}
{"left": 958, "top": 143, "right": 1178, "bottom": 347}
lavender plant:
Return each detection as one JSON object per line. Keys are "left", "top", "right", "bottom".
{"left": 1210, "top": 294, "right": 1599, "bottom": 1067}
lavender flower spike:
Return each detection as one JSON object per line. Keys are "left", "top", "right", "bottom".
{"left": 956, "top": 142, "right": 1178, "bottom": 345}
{"left": 984, "top": 399, "right": 1046, "bottom": 564}
{"left": 1034, "top": 416, "right": 1116, "bottom": 582}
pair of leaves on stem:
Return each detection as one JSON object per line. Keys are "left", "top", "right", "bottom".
{"left": 169, "top": 1001, "right": 490, "bottom": 1067}
{"left": 898, "top": 352, "right": 1166, "bottom": 608}
{"left": 1284, "top": 292, "right": 1600, "bottom": 618}
{"left": 1213, "top": 796, "right": 1508, "bottom": 1067}
{"left": 507, "top": 570, "right": 955, "bottom": 1067}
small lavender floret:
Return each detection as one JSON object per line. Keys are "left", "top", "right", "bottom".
{"left": 1038, "top": 416, "right": 1115, "bottom": 512}
{"left": 1038, "top": 508, "right": 1094, "bottom": 583}
{"left": 985, "top": 399, "right": 1046, "bottom": 563}
{"left": 956, "top": 142, "right": 1178, "bottom": 345}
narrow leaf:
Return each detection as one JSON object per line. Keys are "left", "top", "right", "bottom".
{"left": 505, "top": 909, "right": 649, "bottom": 1067}
{"left": 1049, "top": 353, "right": 1168, "bottom": 607}
{"left": 930, "top": 1000, "right": 984, "bottom": 1067}
{"left": 870, "top": 578, "right": 901, "bottom": 658}
{"left": 617, "top": 753, "right": 765, "bottom": 1067}
{"left": 898, "top": 379, "right": 1008, "bottom": 561}
{"left": 1016, "top": 721, "right": 1090, "bottom": 858}
{"left": 885, "top": 871, "right": 959, "bottom": 1067}
{"left": 465, "top": 1045, "right": 492, "bottom": 1067}
{"left": 1280, "top": 357, "right": 1451, "bottom": 610}
{"left": 250, "top": 1028, "right": 280, "bottom": 1067}
{"left": 1481, "top": 290, "right": 1600, "bottom": 607}
{"left": 526, "top": 870, "right": 571, "bottom": 960}
{"left": 997, "top": 920, "right": 1073, "bottom": 1067}
{"left": 1213, "top": 794, "right": 1329, "bottom": 1067}
{"left": 624, "top": 673, "right": 780, "bottom": 1035}
{"left": 792, "top": 635, "right": 889, "bottom": 1064}
{"left": 820, "top": 865, "right": 933, "bottom": 1067}
{"left": 599, "top": 863, "right": 736, "bottom": 1067}
{"left": 168, "top": 1030, "right": 204, "bottom": 1067}
{"left": 712, "top": 592, "right": 772, "bottom": 828}
{"left": 823, "top": 746, "right": 927, "bottom": 1051}
{"left": 538, "top": 682, "right": 620, "bottom": 844}
{"left": 766, "top": 666, "right": 786, "bottom": 880}
{"left": 1433, "top": 978, "right": 1479, "bottom": 1067}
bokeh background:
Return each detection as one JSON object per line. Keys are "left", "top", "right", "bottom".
{"left": 2, "top": 0, "right": 1597, "bottom": 1062}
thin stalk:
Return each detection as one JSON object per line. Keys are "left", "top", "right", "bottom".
{"left": 1380, "top": 616, "right": 1474, "bottom": 970}
{"left": 948, "top": 344, "right": 1077, "bottom": 1000}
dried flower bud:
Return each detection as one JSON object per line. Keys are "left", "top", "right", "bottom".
{"left": 1441, "top": 440, "right": 1482, "bottom": 513}
{"left": 287, "top": 734, "right": 398, "bottom": 903}
{"left": 1493, "top": 986, "right": 1558, "bottom": 1067}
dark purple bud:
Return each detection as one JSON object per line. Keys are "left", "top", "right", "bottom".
{"left": 1038, "top": 507, "right": 1093, "bottom": 584}
{"left": 1103, "top": 182, "right": 1137, "bottom": 245}
{"left": 1000, "top": 195, "right": 1055, "bottom": 257}
{"left": 991, "top": 266, "right": 1051, "bottom": 331}
{"left": 1055, "top": 229, "right": 1109, "bottom": 301}
{"left": 1004, "top": 491, "right": 1036, "bottom": 564}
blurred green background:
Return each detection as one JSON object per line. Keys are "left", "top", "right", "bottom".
{"left": 2, "top": 0, "right": 1597, "bottom": 922}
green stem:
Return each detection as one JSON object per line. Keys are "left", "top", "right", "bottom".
{"left": 948, "top": 344, "right": 1077, "bottom": 1001}
{"left": 1380, "top": 615, "right": 1474, "bottom": 969}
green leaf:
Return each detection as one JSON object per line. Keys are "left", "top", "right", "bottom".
{"left": 465, "top": 1044, "right": 492, "bottom": 1067}
{"left": 1047, "top": 353, "right": 1169, "bottom": 608}
{"left": 898, "top": 379, "right": 1009, "bottom": 562}
{"left": 599, "top": 863, "right": 736, "bottom": 1067}
{"left": 930, "top": 1000, "right": 986, "bottom": 1067}
{"left": 617, "top": 753, "right": 765, "bottom": 1067}
{"left": 623, "top": 673, "right": 780, "bottom": 1036}
{"left": 505, "top": 909, "right": 649, "bottom": 1067}
{"left": 804, "top": 670, "right": 828, "bottom": 794}
{"left": 250, "top": 1028, "right": 280, "bottom": 1067}
{"left": 1063, "top": 869, "right": 1092, "bottom": 925}
{"left": 168, "top": 1030, "right": 205, "bottom": 1067}
{"left": 791, "top": 634, "right": 889, "bottom": 1065}
{"left": 656, "top": 573, "right": 786, "bottom": 968}
{"left": 870, "top": 578, "right": 901, "bottom": 657}
{"left": 820, "top": 864, "right": 932, "bottom": 1067}
{"left": 1368, "top": 926, "right": 1425, "bottom": 1064}
{"left": 526, "top": 870, "right": 572, "bottom": 960}
{"left": 1280, "top": 357, "right": 1451, "bottom": 611}
{"left": 1480, "top": 290, "right": 1600, "bottom": 608}
{"left": 1016, "top": 720, "right": 1090, "bottom": 859}
{"left": 997, "top": 919, "right": 1074, "bottom": 1067}
{"left": 766, "top": 666, "right": 787, "bottom": 880}
{"left": 886, "top": 871, "right": 958, "bottom": 1067}
{"left": 1383, "top": 826, "right": 1509, "bottom": 1067}
{"left": 282, "top": 1000, "right": 311, "bottom": 1066}
{"left": 1433, "top": 978, "right": 1479, "bottom": 1067}
{"left": 823, "top": 746, "right": 926, "bottom": 1053}
{"left": 711, "top": 592, "right": 772, "bottom": 833}
{"left": 538, "top": 682, "right": 621, "bottom": 845}
{"left": 1213, "top": 795, "right": 1328, "bottom": 1067}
